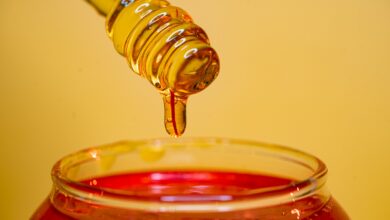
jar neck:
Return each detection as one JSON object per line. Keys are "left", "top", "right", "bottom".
{"left": 50, "top": 138, "right": 331, "bottom": 218}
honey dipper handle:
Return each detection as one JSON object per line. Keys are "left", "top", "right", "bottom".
{"left": 85, "top": 0, "right": 117, "bottom": 15}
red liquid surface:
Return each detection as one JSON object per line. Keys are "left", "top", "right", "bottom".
{"left": 32, "top": 171, "right": 349, "bottom": 219}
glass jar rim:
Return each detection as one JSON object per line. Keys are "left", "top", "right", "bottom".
{"left": 51, "top": 137, "right": 329, "bottom": 213}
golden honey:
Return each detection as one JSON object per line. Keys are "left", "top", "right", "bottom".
{"left": 87, "top": 0, "right": 220, "bottom": 136}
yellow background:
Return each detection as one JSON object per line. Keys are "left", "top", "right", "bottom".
{"left": 0, "top": 0, "right": 389, "bottom": 219}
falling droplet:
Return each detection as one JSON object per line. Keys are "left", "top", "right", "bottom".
{"left": 163, "top": 90, "right": 187, "bottom": 137}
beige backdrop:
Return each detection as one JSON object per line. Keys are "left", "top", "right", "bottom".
{"left": 0, "top": 0, "right": 389, "bottom": 219}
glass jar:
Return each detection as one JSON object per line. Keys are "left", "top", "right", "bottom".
{"left": 31, "top": 138, "right": 349, "bottom": 219}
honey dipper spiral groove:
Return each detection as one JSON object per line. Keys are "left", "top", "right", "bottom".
{"left": 107, "top": 0, "right": 220, "bottom": 96}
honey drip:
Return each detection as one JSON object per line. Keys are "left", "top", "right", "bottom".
{"left": 88, "top": 0, "right": 220, "bottom": 136}
{"left": 163, "top": 90, "right": 187, "bottom": 137}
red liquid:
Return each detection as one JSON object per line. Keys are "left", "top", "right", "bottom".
{"left": 32, "top": 171, "right": 349, "bottom": 219}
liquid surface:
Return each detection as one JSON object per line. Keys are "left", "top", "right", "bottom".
{"left": 106, "top": 0, "right": 220, "bottom": 136}
{"left": 32, "top": 171, "right": 349, "bottom": 219}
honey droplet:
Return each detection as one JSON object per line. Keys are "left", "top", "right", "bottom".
{"left": 140, "top": 145, "right": 165, "bottom": 162}
{"left": 163, "top": 90, "right": 187, "bottom": 137}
